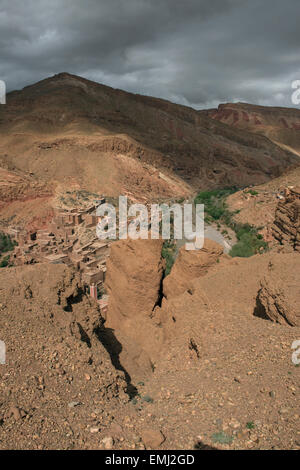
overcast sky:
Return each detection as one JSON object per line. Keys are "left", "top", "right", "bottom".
{"left": 1, "top": 0, "right": 300, "bottom": 109}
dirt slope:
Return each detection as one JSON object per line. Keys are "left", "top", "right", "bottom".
{"left": 0, "top": 241, "right": 299, "bottom": 450}
{"left": 223, "top": 165, "right": 300, "bottom": 246}
{"left": 0, "top": 263, "right": 128, "bottom": 450}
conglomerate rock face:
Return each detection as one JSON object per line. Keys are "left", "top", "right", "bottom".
{"left": 256, "top": 255, "right": 300, "bottom": 327}
{"left": 272, "top": 186, "right": 300, "bottom": 251}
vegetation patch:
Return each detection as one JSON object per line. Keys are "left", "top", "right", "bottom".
{"left": 60, "top": 189, "right": 101, "bottom": 207}
{"left": 161, "top": 239, "right": 177, "bottom": 276}
{"left": 0, "top": 232, "right": 16, "bottom": 254}
{"left": 246, "top": 421, "right": 255, "bottom": 430}
{"left": 245, "top": 189, "right": 259, "bottom": 196}
{"left": 0, "top": 232, "right": 16, "bottom": 268}
{"left": 211, "top": 431, "right": 233, "bottom": 445}
{"left": 194, "top": 187, "right": 238, "bottom": 221}
{"left": 229, "top": 224, "right": 267, "bottom": 258}
{"left": 0, "top": 255, "right": 11, "bottom": 268}
{"left": 194, "top": 188, "right": 268, "bottom": 258}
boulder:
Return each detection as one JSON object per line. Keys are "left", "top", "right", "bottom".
{"left": 163, "top": 238, "right": 223, "bottom": 299}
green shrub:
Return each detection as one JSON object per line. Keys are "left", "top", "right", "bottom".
{"left": 0, "top": 232, "right": 15, "bottom": 254}
{"left": 176, "top": 197, "right": 185, "bottom": 204}
{"left": 162, "top": 240, "right": 176, "bottom": 275}
{"left": 246, "top": 422, "right": 255, "bottom": 430}
{"left": 245, "top": 189, "right": 259, "bottom": 196}
{"left": 211, "top": 431, "right": 233, "bottom": 445}
{"left": 194, "top": 187, "right": 238, "bottom": 221}
{"left": 235, "top": 223, "right": 255, "bottom": 240}
{"left": 229, "top": 230, "right": 268, "bottom": 258}
{"left": 0, "top": 255, "right": 10, "bottom": 268}
{"left": 229, "top": 240, "right": 255, "bottom": 258}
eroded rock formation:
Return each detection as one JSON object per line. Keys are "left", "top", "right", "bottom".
{"left": 272, "top": 186, "right": 300, "bottom": 251}
{"left": 104, "top": 238, "right": 165, "bottom": 379}
{"left": 105, "top": 238, "right": 164, "bottom": 328}
{"left": 104, "top": 238, "right": 226, "bottom": 379}
{"left": 163, "top": 239, "right": 224, "bottom": 300}
{"left": 256, "top": 255, "right": 300, "bottom": 327}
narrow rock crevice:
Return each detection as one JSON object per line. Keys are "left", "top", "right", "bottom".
{"left": 94, "top": 326, "right": 138, "bottom": 399}
{"left": 152, "top": 269, "right": 165, "bottom": 311}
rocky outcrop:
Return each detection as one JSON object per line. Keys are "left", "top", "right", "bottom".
{"left": 104, "top": 239, "right": 165, "bottom": 379}
{"left": 105, "top": 239, "right": 164, "bottom": 328}
{"left": 104, "top": 238, "right": 226, "bottom": 379}
{"left": 272, "top": 186, "right": 300, "bottom": 251}
{"left": 256, "top": 256, "right": 300, "bottom": 326}
{"left": 202, "top": 102, "right": 300, "bottom": 155}
{"left": 163, "top": 239, "right": 224, "bottom": 299}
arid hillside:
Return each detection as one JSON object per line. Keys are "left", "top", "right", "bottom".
{"left": 0, "top": 74, "right": 299, "bottom": 231}
{"left": 1, "top": 74, "right": 299, "bottom": 192}
{"left": 197, "top": 103, "right": 300, "bottom": 238}
{"left": 225, "top": 165, "right": 300, "bottom": 234}
{"left": 202, "top": 102, "right": 300, "bottom": 156}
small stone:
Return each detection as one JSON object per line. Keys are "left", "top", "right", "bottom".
{"left": 279, "top": 408, "right": 289, "bottom": 416}
{"left": 102, "top": 436, "right": 114, "bottom": 449}
{"left": 141, "top": 428, "right": 165, "bottom": 449}
{"left": 9, "top": 406, "right": 25, "bottom": 421}
{"left": 108, "top": 422, "right": 123, "bottom": 437}
{"left": 246, "top": 440, "right": 255, "bottom": 449}
{"left": 85, "top": 374, "right": 91, "bottom": 381}
{"left": 229, "top": 419, "right": 241, "bottom": 430}
{"left": 68, "top": 401, "right": 81, "bottom": 408}
{"left": 90, "top": 427, "right": 100, "bottom": 434}
{"left": 269, "top": 391, "right": 276, "bottom": 398}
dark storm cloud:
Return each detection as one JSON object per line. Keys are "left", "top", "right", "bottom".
{"left": 1, "top": 0, "right": 300, "bottom": 108}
